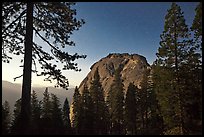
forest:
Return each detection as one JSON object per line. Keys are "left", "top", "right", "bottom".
{"left": 2, "top": 2, "right": 202, "bottom": 135}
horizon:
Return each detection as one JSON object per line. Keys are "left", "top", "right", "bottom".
{"left": 2, "top": 80, "right": 76, "bottom": 89}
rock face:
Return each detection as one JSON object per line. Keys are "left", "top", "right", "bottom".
{"left": 78, "top": 53, "right": 150, "bottom": 97}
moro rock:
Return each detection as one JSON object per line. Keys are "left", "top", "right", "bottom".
{"left": 78, "top": 53, "right": 150, "bottom": 97}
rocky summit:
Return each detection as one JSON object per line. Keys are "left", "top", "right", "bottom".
{"left": 78, "top": 53, "right": 150, "bottom": 97}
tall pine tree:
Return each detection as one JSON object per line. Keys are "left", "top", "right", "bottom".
{"left": 108, "top": 67, "right": 125, "bottom": 135}
{"left": 40, "top": 88, "right": 53, "bottom": 134}
{"left": 2, "top": 3, "right": 86, "bottom": 129}
{"left": 78, "top": 86, "right": 94, "bottom": 135}
{"left": 62, "top": 98, "right": 72, "bottom": 134}
{"left": 146, "top": 69, "right": 164, "bottom": 135}
{"left": 191, "top": 2, "right": 202, "bottom": 50}
{"left": 71, "top": 86, "right": 81, "bottom": 134}
{"left": 124, "top": 83, "right": 138, "bottom": 135}
{"left": 50, "top": 93, "right": 64, "bottom": 134}
{"left": 153, "top": 3, "right": 194, "bottom": 135}
{"left": 10, "top": 99, "right": 22, "bottom": 134}
{"left": 41, "top": 88, "right": 52, "bottom": 119}
{"left": 89, "top": 68, "right": 109, "bottom": 135}
{"left": 30, "top": 90, "right": 41, "bottom": 134}
{"left": 2, "top": 101, "right": 11, "bottom": 135}
{"left": 183, "top": 2, "right": 202, "bottom": 134}
{"left": 138, "top": 68, "right": 149, "bottom": 133}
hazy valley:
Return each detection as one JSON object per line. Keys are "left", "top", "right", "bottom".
{"left": 2, "top": 80, "right": 74, "bottom": 113}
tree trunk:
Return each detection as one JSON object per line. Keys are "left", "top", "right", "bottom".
{"left": 20, "top": 2, "right": 33, "bottom": 133}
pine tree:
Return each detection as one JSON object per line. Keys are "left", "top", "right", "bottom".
{"left": 2, "top": 2, "right": 86, "bottom": 129}
{"left": 78, "top": 86, "right": 94, "bottom": 135}
{"left": 71, "top": 86, "right": 81, "bottom": 134}
{"left": 10, "top": 98, "right": 22, "bottom": 134}
{"left": 153, "top": 2, "right": 193, "bottom": 135}
{"left": 133, "top": 68, "right": 164, "bottom": 135}
{"left": 40, "top": 87, "right": 52, "bottom": 134}
{"left": 152, "top": 63, "right": 176, "bottom": 132}
{"left": 138, "top": 68, "right": 149, "bottom": 133}
{"left": 191, "top": 2, "right": 202, "bottom": 49}
{"left": 89, "top": 68, "right": 109, "bottom": 135}
{"left": 146, "top": 69, "right": 164, "bottom": 135}
{"left": 183, "top": 2, "right": 202, "bottom": 134}
{"left": 50, "top": 93, "right": 64, "bottom": 134}
{"left": 41, "top": 88, "right": 52, "bottom": 119}
{"left": 30, "top": 90, "right": 41, "bottom": 134}
{"left": 106, "top": 85, "right": 115, "bottom": 134}
{"left": 106, "top": 84, "right": 114, "bottom": 115}
{"left": 124, "top": 83, "right": 138, "bottom": 135}
{"left": 190, "top": 2, "right": 202, "bottom": 115}
{"left": 62, "top": 98, "right": 72, "bottom": 134}
{"left": 2, "top": 101, "right": 11, "bottom": 135}
{"left": 108, "top": 67, "right": 125, "bottom": 135}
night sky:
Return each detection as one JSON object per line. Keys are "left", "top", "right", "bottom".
{"left": 2, "top": 2, "right": 199, "bottom": 87}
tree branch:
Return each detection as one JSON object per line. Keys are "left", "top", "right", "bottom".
{"left": 14, "top": 74, "right": 23, "bottom": 81}
{"left": 2, "top": 9, "right": 26, "bottom": 35}
{"left": 32, "top": 57, "right": 38, "bottom": 74}
{"left": 32, "top": 43, "right": 69, "bottom": 89}
{"left": 33, "top": 27, "right": 59, "bottom": 51}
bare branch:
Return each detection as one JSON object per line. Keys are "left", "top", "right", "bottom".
{"left": 14, "top": 74, "right": 23, "bottom": 81}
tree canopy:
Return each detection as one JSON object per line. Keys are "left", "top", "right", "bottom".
{"left": 2, "top": 2, "right": 86, "bottom": 89}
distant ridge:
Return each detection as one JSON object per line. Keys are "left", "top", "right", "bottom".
{"left": 2, "top": 80, "right": 75, "bottom": 113}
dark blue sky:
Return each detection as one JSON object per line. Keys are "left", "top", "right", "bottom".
{"left": 63, "top": 2, "right": 199, "bottom": 86}
{"left": 2, "top": 2, "right": 199, "bottom": 87}
{"left": 69, "top": 2, "right": 198, "bottom": 64}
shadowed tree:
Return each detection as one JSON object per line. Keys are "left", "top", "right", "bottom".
{"left": 2, "top": 101, "right": 11, "bottom": 135}
{"left": 107, "top": 67, "right": 125, "bottom": 135}
{"left": 50, "top": 93, "right": 64, "bottom": 134}
{"left": 41, "top": 88, "right": 52, "bottom": 119}
{"left": 78, "top": 86, "right": 94, "bottom": 135}
{"left": 89, "top": 68, "right": 109, "bottom": 134}
{"left": 40, "top": 87, "right": 52, "bottom": 134}
{"left": 191, "top": 2, "right": 202, "bottom": 50}
{"left": 30, "top": 90, "right": 41, "bottom": 134}
{"left": 137, "top": 68, "right": 164, "bottom": 135}
{"left": 138, "top": 68, "right": 149, "bottom": 132}
{"left": 184, "top": 2, "right": 202, "bottom": 134}
{"left": 124, "top": 83, "right": 138, "bottom": 135}
{"left": 153, "top": 2, "right": 200, "bottom": 135}
{"left": 71, "top": 86, "right": 81, "bottom": 134}
{"left": 62, "top": 98, "right": 72, "bottom": 134}
{"left": 10, "top": 99, "right": 22, "bottom": 134}
{"left": 2, "top": 2, "right": 86, "bottom": 131}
